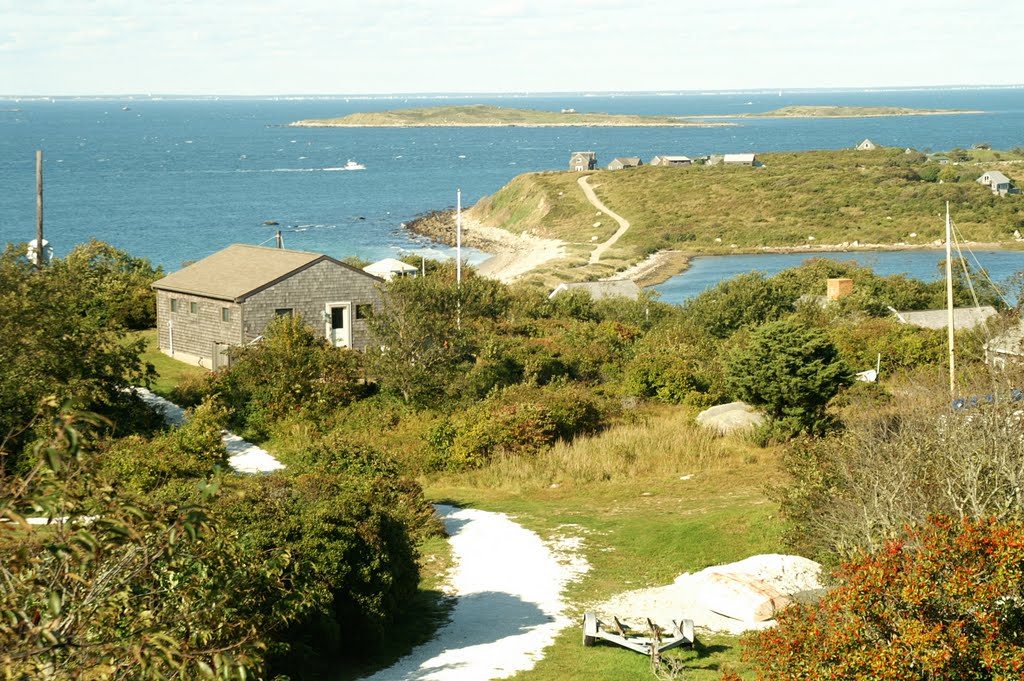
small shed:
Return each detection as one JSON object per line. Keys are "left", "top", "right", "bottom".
{"left": 549, "top": 279, "right": 641, "bottom": 301}
{"left": 723, "top": 153, "right": 756, "bottom": 166}
{"left": 152, "top": 244, "right": 383, "bottom": 368}
{"left": 570, "top": 151, "right": 598, "bottom": 171}
{"left": 363, "top": 257, "right": 418, "bottom": 281}
{"left": 607, "top": 157, "right": 642, "bottom": 170}
{"left": 650, "top": 155, "right": 692, "bottom": 167}
{"left": 856, "top": 139, "right": 878, "bottom": 151}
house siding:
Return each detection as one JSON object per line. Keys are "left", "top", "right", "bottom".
{"left": 242, "top": 259, "right": 383, "bottom": 351}
{"left": 156, "top": 291, "right": 243, "bottom": 367}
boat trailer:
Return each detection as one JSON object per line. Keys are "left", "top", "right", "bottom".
{"left": 582, "top": 611, "right": 696, "bottom": 657}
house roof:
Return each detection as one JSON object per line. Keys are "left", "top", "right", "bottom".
{"left": 723, "top": 153, "right": 756, "bottom": 163}
{"left": 571, "top": 151, "right": 596, "bottom": 158}
{"left": 152, "top": 244, "right": 377, "bottom": 302}
{"left": 655, "top": 155, "right": 692, "bottom": 162}
{"left": 549, "top": 279, "right": 641, "bottom": 301}
{"left": 980, "top": 170, "right": 1011, "bottom": 185}
{"left": 892, "top": 306, "right": 997, "bottom": 330}
{"left": 610, "top": 157, "right": 641, "bottom": 165}
{"left": 363, "top": 257, "right": 418, "bottom": 277}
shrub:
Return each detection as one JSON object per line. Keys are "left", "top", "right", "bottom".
{"left": 745, "top": 516, "right": 1024, "bottom": 680}
{"left": 726, "top": 317, "right": 852, "bottom": 438}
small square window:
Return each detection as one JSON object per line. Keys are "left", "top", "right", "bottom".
{"left": 221, "top": 307, "right": 231, "bottom": 322}
{"left": 275, "top": 308, "right": 293, "bottom": 318}
{"left": 355, "top": 304, "right": 373, "bottom": 320}
{"left": 170, "top": 298, "right": 178, "bottom": 312}
{"left": 189, "top": 302, "right": 198, "bottom": 314}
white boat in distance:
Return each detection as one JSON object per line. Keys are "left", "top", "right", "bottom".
{"left": 343, "top": 159, "right": 365, "bottom": 170}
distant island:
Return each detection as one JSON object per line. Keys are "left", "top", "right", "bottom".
{"left": 721, "top": 105, "right": 982, "bottom": 119}
{"left": 289, "top": 104, "right": 735, "bottom": 128}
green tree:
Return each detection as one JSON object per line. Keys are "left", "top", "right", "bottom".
{"left": 0, "top": 246, "right": 154, "bottom": 474}
{"left": 725, "top": 317, "right": 851, "bottom": 437}
{"left": 58, "top": 240, "right": 164, "bottom": 329}
{"left": 0, "top": 414, "right": 305, "bottom": 680}
{"left": 680, "top": 272, "right": 794, "bottom": 339}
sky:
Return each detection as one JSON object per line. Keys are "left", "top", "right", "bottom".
{"left": 3, "top": 0, "right": 1023, "bottom": 96}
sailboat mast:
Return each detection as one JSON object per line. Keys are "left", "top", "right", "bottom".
{"left": 456, "top": 187, "right": 462, "bottom": 286}
{"left": 945, "top": 202, "right": 956, "bottom": 398}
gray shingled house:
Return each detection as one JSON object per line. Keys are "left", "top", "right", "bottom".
{"left": 151, "top": 244, "right": 384, "bottom": 368}
{"left": 569, "top": 151, "right": 597, "bottom": 171}
{"left": 607, "top": 157, "right": 642, "bottom": 170}
{"left": 977, "top": 170, "right": 1017, "bottom": 196}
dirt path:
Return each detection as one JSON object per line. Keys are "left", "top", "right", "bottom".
{"left": 578, "top": 175, "right": 630, "bottom": 264}
{"left": 360, "top": 505, "right": 588, "bottom": 681}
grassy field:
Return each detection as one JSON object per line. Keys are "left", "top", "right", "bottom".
{"left": 136, "top": 328, "right": 206, "bottom": 397}
{"left": 290, "top": 104, "right": 732, "bottom": 128}
{"left": 466, "top": 147, "right": 1024, "bottom": 286}
{"left": 423, "top": 405, "right": 785, "bottom": 680}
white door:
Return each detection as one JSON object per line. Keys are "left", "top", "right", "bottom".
{"left": 325, "top": 302, "right": 351, "bottom": 348}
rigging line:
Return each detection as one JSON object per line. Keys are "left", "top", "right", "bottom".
{"left": 950, "top": 216, "right": 1012, "bottom": 309}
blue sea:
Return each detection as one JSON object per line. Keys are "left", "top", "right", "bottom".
{"left": 2, "top": 88, "right": 1024, "bottom": 298}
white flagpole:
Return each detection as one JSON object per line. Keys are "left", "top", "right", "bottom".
{"left": 945, "top": 201, "right": 955, "bottom": 399}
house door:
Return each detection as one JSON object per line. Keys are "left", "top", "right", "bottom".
{"left": 325, "top": 302, "right": 351, "bottom": 348}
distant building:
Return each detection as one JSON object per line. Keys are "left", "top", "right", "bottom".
{"left": 607, "top": 157, "right": 642, "bottom": 170}
{"left": 890, "top": 306, "right": 997, "bottom": 331}
{"left": 723, "top": 153, "right": 757, "bottom": 166}
{"left": 856, "top": 138, "right": 878, "bottom": 151}
{"left": 151, "top": 244, "right": 383, "bottom": 368}
{"left": 650, "top": 155, "right": 692, "bottom": 167}
{"left": 549, "top": 280, "right": 641, "bottom": 301}
{"left": 977, "top": 170, "right": 1018, "bottom": 196}
{"left": 363, "top": 257, "right": 418, "bottom": 281}
{"left": 570, "top": 151, "right": 597, "bottom": 171}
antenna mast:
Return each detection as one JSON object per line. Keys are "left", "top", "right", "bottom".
{"left": 945, "top": 202, "right": 955, "bottom": 399}
{"left": 36, "top": 150, "right": 43, "bottom": 269}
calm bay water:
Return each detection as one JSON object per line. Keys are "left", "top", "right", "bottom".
{"left": 654, "top": 249, "right": 1024, "bottom": 304}
{"left": 1, "top": 88, "right": 1024, "bottom": 292}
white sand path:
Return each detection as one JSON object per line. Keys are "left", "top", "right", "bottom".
{"left": 360, "top": 505, "right": 588, "bottom": 681}
{"left": 133, "top": 387, "right": 284, "bottom": 474}
{"left": 579, "top": 175, "right": 631, "bottom": 265}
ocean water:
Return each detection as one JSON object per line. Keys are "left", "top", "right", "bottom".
{"left": 1, "top": 88, "right": 1023, "bottom": 274}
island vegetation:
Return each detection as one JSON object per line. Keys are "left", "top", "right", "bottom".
{"left": 4, "top": 230, "right": 1024, "bottom": 680}
{"left": 740, "top": 105, "right": 983, "bottom": 118}
{"left": 290, "top": 104, "right": 734, "bottom": 128}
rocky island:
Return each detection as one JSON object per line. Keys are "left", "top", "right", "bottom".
{"left": 289, "top": 104, "right": 735, "bottom": 128}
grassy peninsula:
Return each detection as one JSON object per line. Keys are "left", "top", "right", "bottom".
{"left": 290, "top": 104, "right": 733, "bottom": 128}
{"left": 460, "top": 146, "right": 1024, "bottom": 285}
{"left": 742, "top": 105, "right": 983, "bottom": 118}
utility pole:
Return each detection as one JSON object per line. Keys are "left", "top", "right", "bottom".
{"left": 35, "top": 150, "right": 43, "bottom": 269}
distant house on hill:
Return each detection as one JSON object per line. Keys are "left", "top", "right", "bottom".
{"left": 549, "top": 279, "right": 641, "bottom": 301}
{"left": 363, "top": 257, "right": 418, "bottom": 281}
{"left": 151, "top": 244, "right": 383, "bottom": 368}
{"left": 723, "top": 153, "right": 757, "bottom": 166}
{"left": 607, "top": 157, "right": 642, "bottom": 170}
{"left": 570, "top": 151, "right": 597, "bottom": 171}
{"left": 650, "top": 155, "right": 692, "bottom": 167}
{"left": 977, "top": 170, "right": 1018, "bottom": 196}
{"left": 856, "top": 138, "right": 878, "bottom": 151}
{"left": 890, "top": 305, "right": 997, "bottom": 331}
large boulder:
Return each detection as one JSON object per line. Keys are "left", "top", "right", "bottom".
{"left": 696, "top": 401, "right": 765, "bottom": 435}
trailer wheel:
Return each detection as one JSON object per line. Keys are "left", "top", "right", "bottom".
{"left": 583, "top": 611, "right": 598, "bottom": 647}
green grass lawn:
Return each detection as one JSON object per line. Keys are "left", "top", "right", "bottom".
{"left": 135, "top": 328, "right": 206, "bottom": 397}
{"left": 424, "top": 431, "right": 784, "bottom": 681}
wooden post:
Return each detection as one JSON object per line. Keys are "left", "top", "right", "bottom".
{"left": 276, "top": 230, "right": 283, "bottom": 249}
{"left": 35, "top": 150, "right": 43, "bottom": 269}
